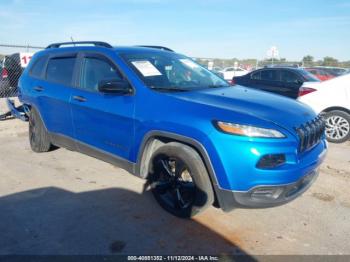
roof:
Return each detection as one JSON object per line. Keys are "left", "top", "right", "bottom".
{"left": 258, "top": 67, "right": 307, "bottom": 72}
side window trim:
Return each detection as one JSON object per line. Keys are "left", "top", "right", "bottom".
{"left": 251, "top": 70, "right": 261, "bottom": 80}
{"left": 261, "top": 69, "right": 280, "bottom": 82}
{"left": 276, "top": 69, "right": 282, "bottom": 82}
{"left": 45, "top": 53, "right": 78, "bottom": 86}
{"left": 260, "top": 70, "right": 268, "bottom": 81}
{"left": 74, "top": 51, "right": 134, "bottom": 94}
{"left": 77, "top": 53, "right": 122, "bottom": 92}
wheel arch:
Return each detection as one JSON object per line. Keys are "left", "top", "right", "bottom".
{"left": 27, "top": 103, "right": 50, "bottom": 131}
{"left": 321, "top": 106, "right": 350, "bottom": 115}
{"left": 136, "top": 131, "right": 221, "bottom": 207}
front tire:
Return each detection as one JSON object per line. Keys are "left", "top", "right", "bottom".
{"left": 149, "top": 142, "right": 214, "bottom": 218}
{"left": 324, "top": 110, "right": 350, "bottom": 143}
{"left": 29, "top": 108, "right": 53, "bottom": 152}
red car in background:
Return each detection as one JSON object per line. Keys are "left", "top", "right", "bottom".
{"left": 304, "top": 68, "right": 334, "bottom": 81}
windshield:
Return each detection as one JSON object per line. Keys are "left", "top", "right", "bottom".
{"left": 121, "top": 52, "right": 229, "bottom": 91}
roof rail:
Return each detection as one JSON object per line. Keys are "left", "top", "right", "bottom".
{"left": 137, "top": 45, "right": 174, "bottom": 52}
{"left": 264, "top": 64, "right": 300, "bottom": 68}
{"left": 46, "top": 41, "right": 113, "bottom": 49}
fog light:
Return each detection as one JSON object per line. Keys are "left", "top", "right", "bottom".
{"left": 257, "top": 154, "right": 286, "bottom": 169}
{"left": 285, "top": 185, "right": 300, "bottom": 198}
{"left": 251, "top": 187, "right": 284, "bottom": 200}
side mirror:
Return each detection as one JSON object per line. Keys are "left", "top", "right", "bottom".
{"left": 98, "top": 79, "right": 132, "bottom": 94}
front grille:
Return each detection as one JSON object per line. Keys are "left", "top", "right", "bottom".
{"left": 296, "top": 116, "right": 325, "bottom": 153}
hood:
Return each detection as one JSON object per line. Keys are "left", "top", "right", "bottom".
{"left": 171, "top": 86, "right": 317, "bottom": 134}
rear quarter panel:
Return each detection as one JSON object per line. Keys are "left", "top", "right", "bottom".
{"left": 298, "top": 76, "right": 350, "bottom": 113}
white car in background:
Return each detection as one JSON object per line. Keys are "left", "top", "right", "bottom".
{"left": 298, "top": 73, "right": 350, "bottom": 143}
{"left": 220, "top": 67, "right": 249, "bottom": 80}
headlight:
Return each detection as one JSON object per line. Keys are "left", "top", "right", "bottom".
{"left": 215, "top": 121, "right": 285, "bottom": 138}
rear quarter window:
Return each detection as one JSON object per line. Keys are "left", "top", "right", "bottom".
{"left": 299, "top": 70, "right": 319, "bottom": 82}
{"left": 46, "top": 57, "right": 76, "bottom": 86}
{"left": 280, "top": 70, "right": 300, "bottom": 83}
{"left": 30, "top": 56, "right": 47, "bottom": 79}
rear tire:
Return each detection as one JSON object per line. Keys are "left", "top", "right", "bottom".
{"left": 29, "top": 108, "right": 53, "bottom": 152}
{"left": 149, "top": 142, "right": 214, "bottom": 218}
{"left": 324, "top": 110, "right": 350, "bottom": 143}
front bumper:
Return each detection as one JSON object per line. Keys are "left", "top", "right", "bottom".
{"left": 5, "top": 99, "right": 28, "bottom": 121}
{"left": 212, "top": 140, "right": 327, "bottom": 211}
{"left": 216, "top": 168, "right": 319, "bottom": 211}
{"left": 232, "top": 168, "right": 318, "bottom": 208}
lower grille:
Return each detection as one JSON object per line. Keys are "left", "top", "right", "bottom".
{"left": 296, "top": 116, "right": 325, "bottom": 153}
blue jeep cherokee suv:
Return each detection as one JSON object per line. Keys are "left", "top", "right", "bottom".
{"left": 19, "top": 41, "right": 327, "bottom": 218}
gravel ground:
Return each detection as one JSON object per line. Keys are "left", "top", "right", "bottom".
{"left": 0, "top": 109, "right": 349, "bottom": 256}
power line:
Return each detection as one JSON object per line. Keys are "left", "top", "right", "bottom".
{"left": 0, "top": 44, "right": 44, "bottom": 49}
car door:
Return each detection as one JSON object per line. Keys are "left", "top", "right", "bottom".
{"left": 257, "top": 69, "right": 284, "bottom": 95}
{"left": 246, "top": 69, "right": 273, "bottom": 91}
{"left": 33, "top": 54, "right": 77, "bottom": 144}
{"left": 70, "top": 52, "right": 135, "bottom": 161}
{"left": 244, "top": 70, "right": 262, "bottom": 88}
{"left": 280, "top": 70, "right": 302, "bottom": 98}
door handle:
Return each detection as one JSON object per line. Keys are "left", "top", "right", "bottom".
{"left": 73, "top": 95, "right": 87, "bottom": 102}
{"left": 33, "top": 86, "right": 44, "bottom": 92}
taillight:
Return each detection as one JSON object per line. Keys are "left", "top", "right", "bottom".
{"left": 1, "top": 68, "right": 8, "bottom": 78}
{"left": 229, "top": 79, "right": 235, "bottom": 86}
{"left": 298, "top": 87, "right": 316, "bottom": 97}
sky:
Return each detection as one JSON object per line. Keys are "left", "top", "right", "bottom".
{"left": 0, "top": 0, "right": 349, "bottom": 60}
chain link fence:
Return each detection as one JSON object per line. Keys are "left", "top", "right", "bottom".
{"left": 0, "top": 44, "right": 44, "bottom": 98}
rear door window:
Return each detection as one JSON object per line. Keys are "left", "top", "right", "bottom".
{"left": 46, "top": 57, "right": 76, "bottom": 86}
{"left": 260, "top": 69, "right": 279, "bottom": 81}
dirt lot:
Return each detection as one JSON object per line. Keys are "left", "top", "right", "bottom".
{"left": 0, "top": 112, "right": 349, "bottom": 255}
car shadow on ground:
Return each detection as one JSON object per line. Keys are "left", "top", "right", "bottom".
{"left": 0, "top": 187, "right": 255, "bottom": 258}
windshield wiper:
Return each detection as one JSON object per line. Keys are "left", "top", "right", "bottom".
{"left": 150, "top": 86, "right": 189, "bottom": 92}
{"left": 208, "top": 84, "right": 230, "bottom": 88}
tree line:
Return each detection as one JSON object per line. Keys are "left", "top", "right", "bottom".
{"left": 195, "top": 56, "right": 350, "bottom": 69}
